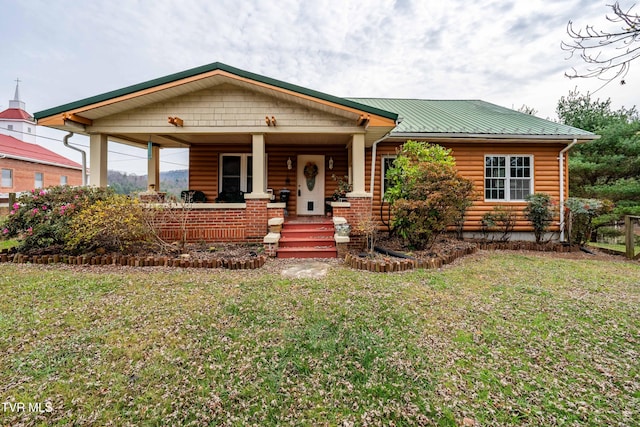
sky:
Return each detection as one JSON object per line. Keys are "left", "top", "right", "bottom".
{"left": 1, "top": 0, "right": 638, "bottom": 175}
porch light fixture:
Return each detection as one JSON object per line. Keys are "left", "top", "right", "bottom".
{"left": 328, "top": 156, "right": 334, "bottom": 170}
{"left": 265, "top": 116, "right": 277, "bottom": 126}
{"left": 287, "top": 157, "right": 293, "bottom": 170}
{"left": 168, "top": 116, "right": 184, "bottom": 127}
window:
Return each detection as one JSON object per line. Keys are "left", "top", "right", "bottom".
{"left": 381, "top": 155, "right": 397, "bottom": 198}
{"left": 60, "top": 175, "right": 68, "bottom": 185}
{"left": 220, "top": 154, "right": 253, "bottom": 194}
{"left": 1, "top": 169, "right": 12, "bottom": 187}
{"left": 7, "top": 124, "right": 13, "bottom": 131}
{"left": 485, "top": 155, "right": 532, "bottom": 201}
{"left": 35, "top": 172, "right": 44, "bottom": 189}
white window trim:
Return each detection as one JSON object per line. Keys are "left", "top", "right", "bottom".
{"left": 60, "top": 175, "right": 68, "bottom": 185}
{"left": 381, "top": 155, "right": 397, "bottom": 197}
{"left": 484, "top": 154, "right": 534, "bottom": 202}
{"left": 219, "top": 153, "right": 267, "bottom": 193}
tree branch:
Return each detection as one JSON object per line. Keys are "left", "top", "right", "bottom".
{"left": 563, "top": 2, "right": 640, "bottom": 82}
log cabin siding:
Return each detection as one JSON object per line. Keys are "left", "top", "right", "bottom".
{"left": 189, "top": 138, "right": 569, "bottom": 233}
{"left": 370, "top": 140, "right": 568, "bottom": 232}
{"left": 189, "top": 142, "right": 349, "bottom": 210}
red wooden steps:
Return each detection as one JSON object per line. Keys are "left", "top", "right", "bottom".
{"left": 277, "top": 217, "right": 337, "bottom": 258}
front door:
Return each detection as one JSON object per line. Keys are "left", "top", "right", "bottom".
{"left": 297, "top": 155, "right": 325, "bottom": 215}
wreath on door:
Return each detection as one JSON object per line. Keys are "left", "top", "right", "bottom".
{"left": 303, "top": 162, "right": 319, "bottom": 191}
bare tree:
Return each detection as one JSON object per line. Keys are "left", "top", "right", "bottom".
{"left": 563, "top": 2, "right": 640, "bottom": 84}
{"left": 517, "top": 104, "right": 538, "bottom": 115}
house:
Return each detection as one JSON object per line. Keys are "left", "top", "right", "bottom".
{"left": 0, "top": 82, "right": 83, "bottom": 194}
{"left": 33, "top": 62, "right": 597, "bottom": 257}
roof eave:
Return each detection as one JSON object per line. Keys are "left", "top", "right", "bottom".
{"left": 386, "top": 132, "right": 599, "bottom": 141}
{"left": 0, "top": 153, "right": 82, "bottom": 170}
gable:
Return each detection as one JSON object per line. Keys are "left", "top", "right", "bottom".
{"left": 34, "top": 62, "right": 398, "bottom": 132}
{"left": 93, "top": 83, "right": 356, "bottom": 130}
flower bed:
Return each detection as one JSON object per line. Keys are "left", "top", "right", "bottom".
{"left": 345, "top": 235, "right": 584, "bottom": 273}
{"left": 345, "top": 245, "right": 478, "bottom": 272}
{"left": 0, "top": 249, "right": 266, "bottom": 270}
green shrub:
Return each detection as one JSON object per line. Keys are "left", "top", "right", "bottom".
{"left": 66, "top": 194, "right": 152, "bottom": 254}
{"left": 480, "top": 206, "right": 517, "bottom": 242}
{"left": 386, "top": 141, "right": 474, "bottom": 249}
{"left": 597, "top": 226, "right": 624, "bottom": 240}
{"left": 565, "top": 197, "right": 614, "bottom": 245}
{"left": 524, "top": 193, "right": 556, "bottom": 243}
{"left": 2, "top": 186, "right": 114, "bottom": 253}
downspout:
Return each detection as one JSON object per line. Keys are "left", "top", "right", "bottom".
{"left": 559, "top": 138, "right": 578, "bottom": 241}
{"left": 368, "top": 128, "right": 398, "bottom": 194}
{"left": 63, "top": 132, "right": 88, "bottom": 186}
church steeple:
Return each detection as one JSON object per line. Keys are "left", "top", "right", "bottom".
{"left": 9, "top": 79, "right": 25, "bottom": 110}
{"left": 8, "top": 78, "right": 26, "bottom": 110}
{"left": 0, "top": 80, "right": 35, "bottom": 143}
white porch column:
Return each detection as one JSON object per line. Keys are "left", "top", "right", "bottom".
{"left": 147, "top": 144, "right": 160, "bottom": 191}
{"left": 89, "top": 134, "right": 108, "bottom": 187}
{"left": 245, "top": 133, "right": 270, "bottom": 199}
{"left": 347, "top": 133, "right": 370, "bottom": 197}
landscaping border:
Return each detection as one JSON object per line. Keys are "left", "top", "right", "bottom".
{"left": 345, "top": 246, "right": 478, "bottom": 272}
{"left": 0, "top": 251, "right": 267, "bottom": 270}
{"left": 345, "top": 241, "right": 583, "bottom": 272}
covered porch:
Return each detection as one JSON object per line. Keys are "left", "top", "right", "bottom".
{"left": 33, "top": 63, "right": 397, "bottom": 251}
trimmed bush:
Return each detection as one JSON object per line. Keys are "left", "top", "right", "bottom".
{"left": 386, "top": 141, "right": 474, "bottom": 250}
{"left": 480, "top": 206, "right": 517, "bottom": 242}
{"left": 66, "top": 194, "right": 152, "bottom": 254}
{"left": 565, "top": 197, "right": 614, "bottom": 245}
{"left": 524, "top": 193, "right": 556, "bottom": 243}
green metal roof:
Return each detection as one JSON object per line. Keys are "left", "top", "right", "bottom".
{"left": 349, "top": 98, "right": 596, "bottom": 138}
{"left": 34, "top": 62, "right": 398, "bottom": 121}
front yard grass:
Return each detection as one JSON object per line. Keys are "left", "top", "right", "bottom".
{"left": 1, "top": 253, "right": 638, "bottom": 426}
{"left": 589, "top": 241, "right": 640, "bottom": 256}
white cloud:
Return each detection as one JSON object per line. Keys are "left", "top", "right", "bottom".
{"left": 1, "top": 0, "right": 639, "bottom": 173}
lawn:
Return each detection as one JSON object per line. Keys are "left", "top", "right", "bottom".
{"left": 589, "top": 241, "right": 640, "bottom": 257}
{"left": 1, "top": 253, "right": 638, "bottom": 426}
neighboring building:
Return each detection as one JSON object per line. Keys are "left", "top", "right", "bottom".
{"left": 34, "top": 62, "right": 597, "bottom": 254}
{"left": 0, "top": 82, "right": 83, "bottom": 194}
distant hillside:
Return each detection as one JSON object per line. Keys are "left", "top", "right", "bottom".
{"left": 108, "top": 169, "right": 188, "bottom": 198}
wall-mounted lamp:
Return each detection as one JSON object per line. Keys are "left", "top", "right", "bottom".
{"left": 287, "top": 157, "right": 293, "bottom": 170}
{"left": 328, "top": 156, "right": 334, "bottom": 170}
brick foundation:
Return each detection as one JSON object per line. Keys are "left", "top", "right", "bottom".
{"left": 159, "top": 207, "right": 247, "bottom": 242}
{"left": 245, "top": 199, "right": 269, "bottom": 240}
{"left": 332, "top": 196, "right": 372, "bottom": 228}
{"left": 157, "top": 199, "right": 271, "bottom": 244}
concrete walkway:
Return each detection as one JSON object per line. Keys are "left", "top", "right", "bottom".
{"left": 280, "top": 261, "right": 330, "bottom": 279}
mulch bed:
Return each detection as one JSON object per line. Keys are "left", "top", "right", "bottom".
{"left": 345, "top": 234, "right": 594, "bottom": 272}
{"left": 0, "top": 237, "right": 624, "bottom": 272}
{"left": 0, "top": 243, "right": 267, "bottom": 270}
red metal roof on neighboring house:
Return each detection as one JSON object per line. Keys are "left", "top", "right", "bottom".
{"left": 0, "top": 108, "right": 33, "bottom": 120}
{"left": 0, "top": 134, "right": 81, "bottom": 169}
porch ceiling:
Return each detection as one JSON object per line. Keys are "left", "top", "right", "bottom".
{"left": 109, "top": 132, "right": 357, "bottom": 149}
